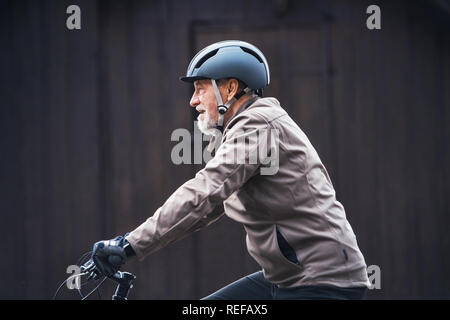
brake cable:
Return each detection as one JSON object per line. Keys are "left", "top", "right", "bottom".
{"left": 53, "top": 251, "right": 104, "bottom": 300}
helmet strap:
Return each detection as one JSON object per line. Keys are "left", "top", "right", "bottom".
{"left": 211, "top": 79, "right": 251, "bottom": 132}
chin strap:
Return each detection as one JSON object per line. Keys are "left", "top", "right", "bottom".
{"left": 211, "top": 79, "right": 252, "bottom": 132}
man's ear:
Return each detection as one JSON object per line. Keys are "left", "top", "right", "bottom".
{"left": 227, "top": 79, "right": 239, "bottom": 99}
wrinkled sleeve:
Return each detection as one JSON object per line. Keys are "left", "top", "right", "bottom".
{"left": 126, "top": 116, "right": 270, "bottom": 260}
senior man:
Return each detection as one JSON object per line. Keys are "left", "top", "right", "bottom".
{"left": 89, "top": 40, "right": 370, "bottom": 300}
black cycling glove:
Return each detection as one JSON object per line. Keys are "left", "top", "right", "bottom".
{"left": 91, "top": 235, "right": 135, "bottom": 277}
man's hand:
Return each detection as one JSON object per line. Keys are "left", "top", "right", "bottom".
{"left": 91, "top": 235, "right": 135, "bottom": 277}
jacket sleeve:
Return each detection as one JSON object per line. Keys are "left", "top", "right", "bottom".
{"left": 126, "top": 115, "right": 270, "bottom": 260}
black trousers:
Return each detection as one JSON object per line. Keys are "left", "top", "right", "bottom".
{"left": 202, "top": 271, "right": 367, "bottom": 300}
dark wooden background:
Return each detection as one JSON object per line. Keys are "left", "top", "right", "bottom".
{"left": 1, "top": 0, "right": 449, "bottom": 299}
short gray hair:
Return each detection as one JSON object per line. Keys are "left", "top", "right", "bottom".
{"left": 217, "top": 78, "right": 247, "bottom": 92}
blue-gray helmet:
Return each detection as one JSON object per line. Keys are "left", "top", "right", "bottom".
{"left": 180, "top": 40, "right": 270, "bottom": 93}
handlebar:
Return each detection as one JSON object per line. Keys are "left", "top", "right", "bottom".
{"left": 54, "top": 254, "right": 137, "bottom": 300}
{"left": 81, "top": 259, "right": 137, "bottom": 300}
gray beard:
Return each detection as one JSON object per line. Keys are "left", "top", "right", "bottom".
{"left": 197, "top": 110, "right": 219, "bottom": 136}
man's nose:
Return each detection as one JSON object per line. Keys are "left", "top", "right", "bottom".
{"left": 190, "top": 93, "right": 200, "bottom": 107}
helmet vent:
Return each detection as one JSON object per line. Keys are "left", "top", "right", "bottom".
{"left": 240, "top": 47, "right": 263, "bottom": 63}
{"left": 194, "top": 49, "right": 219, "bottom": 69}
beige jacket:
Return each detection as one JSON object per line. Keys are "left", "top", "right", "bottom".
{"left": 126, "top": 96, "right": 370, "bottom": 288}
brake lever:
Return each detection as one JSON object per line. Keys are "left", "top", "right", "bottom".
{"left": 109, "top": 271, "right": 136, "bottom": 300}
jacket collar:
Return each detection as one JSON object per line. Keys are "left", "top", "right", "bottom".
{"left": 224, "top": 94, "right": 260, "bottom": 129}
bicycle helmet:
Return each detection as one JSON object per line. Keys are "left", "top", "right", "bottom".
{"left": 180, "top": 40, "right": 270, "bottom": 91}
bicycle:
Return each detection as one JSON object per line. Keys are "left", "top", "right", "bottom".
{"left": 53, "top": 251, "right": 136, "bottom": 300}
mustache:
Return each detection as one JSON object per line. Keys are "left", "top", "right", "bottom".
{"left": 196, "top": 105, "right": 207, "bottom": 114}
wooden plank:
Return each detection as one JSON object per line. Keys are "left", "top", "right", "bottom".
{"left": 405, "top": 1, "right": 448, "bottom": 298}
{"left": 440, "top": 27, "right": 450, "bottom": 299}
{"left": 0, "top": 0, "right": 27, "bottom": 299}
{"left": 61, "top": 0, "right": 101, "bottom": 297}
{"left": 39, "top": 0, "right": 72, "bottom": 299}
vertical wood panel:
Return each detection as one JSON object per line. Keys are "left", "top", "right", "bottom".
{"left": 20, "top": 0, "right": 47, "bottom": 299}
{"left": 0, "top": 0, "right": 26, "bottom": 299}
{"left": 125, "top": 1, "right": 167, "bottom": 300}
{"left": 62, "top": 0, "right": 102, "bottom": 297}
{"left": 40, "top": 0, "right": 71, "bottom": 298}
{"left": 441, "top": 31, "right": 450, "bottom": 297}
{"left": 405, "top": 1, "right": 448, "bottom": 298}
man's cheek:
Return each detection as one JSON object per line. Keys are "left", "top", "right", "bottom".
{"left": 208, "top": 110, "right": 218, "bottom": 122}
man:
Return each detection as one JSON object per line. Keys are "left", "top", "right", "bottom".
{"left": 90, "top": 40, "right": 370, "bottom": 300}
